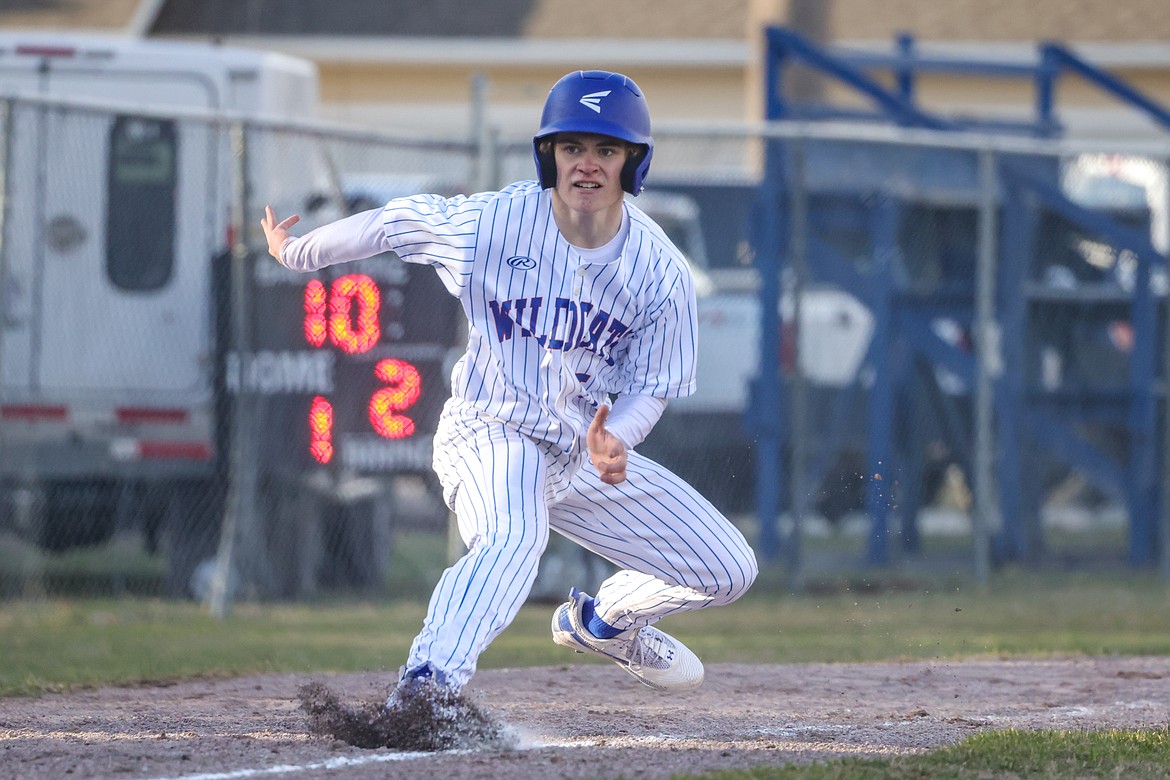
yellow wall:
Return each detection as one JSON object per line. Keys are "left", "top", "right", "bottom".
{"left": 314, "top": 55, "right": 1170, "bottom": 142}
{"left": 316, "top": 61, "right": 749, "bottom": 133}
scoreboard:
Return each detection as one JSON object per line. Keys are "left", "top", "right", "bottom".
{"left": 234, "top": 251, "right": 463, "bottom": 476}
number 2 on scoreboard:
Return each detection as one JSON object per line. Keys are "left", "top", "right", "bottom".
{"left": 308, "top": 359, "right": 422, "bottom": 465}
{"left": 367, "top": 359, "right": 421, "bottom": 439}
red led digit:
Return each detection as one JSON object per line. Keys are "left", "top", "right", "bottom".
{"left": 329, "top": 274, "right": 380, "bottom": 354}
{"left": 368, "top": 358, "right": 421, "bottom": 439}
{"left": 303, "top": 279, "right": 328, "bottom": 347}
{"left": 309, "top": 396, "right": 334, "bottom": 464}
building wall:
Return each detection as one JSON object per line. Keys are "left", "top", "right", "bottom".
{"left": 308, "top": 43, "right": 1170, "bottom": 143}
{"left": 0, "top": 0, "right": 140, "bottom": 30}
{"left": 5, "top": 0, "right": 1169, "bottom": 42}
{"left": 1, "top": 0, "right": 1168, "bottom": 141}
{"left": 314, "top": 59, "right": 747, "bottom": 138}
{"left": 829, "top": 0, "right": 1170, "bottom": 42}
{"left": 512, "top": 0, "right": 1170, "bottom": 43}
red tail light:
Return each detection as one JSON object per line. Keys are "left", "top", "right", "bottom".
{"left": 137, "top": 441, "right": 213, "bottom": 460}
{"left": 15, "top": 45, "right": 77, "bottom": 58}
{"left": 0, "top": 404, "right": 68, "bottom": 421}
{"left": 116, "top": 407, "right": 189, "bottom": 424}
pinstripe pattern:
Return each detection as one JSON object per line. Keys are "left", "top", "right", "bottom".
{"left": 384, "top": 181, "right": 756, "bottom": 689}
{"left": 382, "top": 182, "right": 697, "bottom": 451}
{"left": 551, "top": 451, "right": 758, "bottom": 630}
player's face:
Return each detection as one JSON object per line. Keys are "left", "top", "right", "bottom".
{"left": 552, "top": 134, "right": 629, "bottom": 215}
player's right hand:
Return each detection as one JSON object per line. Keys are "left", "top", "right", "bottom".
{"left": 587, "top": 405, "right": 628, "bottom": 485}
{"left": 260, "top": 205, "right": 300, "bottom": 266}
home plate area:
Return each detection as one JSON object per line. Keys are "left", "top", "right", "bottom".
{"left": 1, "top": 658, "right": 1167, "bottom": 779}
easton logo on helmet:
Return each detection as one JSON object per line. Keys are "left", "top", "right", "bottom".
{"left": 578, "top": 90, "right": 611, "bottom": 113}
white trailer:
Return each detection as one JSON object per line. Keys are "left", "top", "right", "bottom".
{"left": 0, "top": 34, "right": 318, "bottom": 588}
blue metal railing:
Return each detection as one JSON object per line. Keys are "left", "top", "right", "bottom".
{"left": 753, "top": 26, "right": 1169, "bottom": 568}
{"left": 768, "top": 29, "right": 1170, "bottom": 138}
{"left": 764, "top": 27, "right": 957, "bottom": 131}
{"left": 1038, "top": 43, "right": 1170, "bottom": 135}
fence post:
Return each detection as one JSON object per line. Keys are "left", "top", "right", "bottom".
{"left": 0, "top": 99, "right": 12, "bottom": 449}
{"left": 470, "top": 72, "right": 499, "bottom": 193}
{"left": 209, "top": 120, "right": 264, "bottom": 616}
{"left": 973, "top": 147, "right": 1001, "bottom": 586}
{"left": 787, "top": 136, "right": 809, "bottom": 589}
{"left": 0, "top": 99, "right": 36, "bottom": 596}
{"left": 863, "top": 197, "right": 898, "bottom": 566}
{"left": 1161, "top": 158, "right": 1170, "bottom": 584}
{"left": 752, "top": 133, "right": 786, "bottom": 567}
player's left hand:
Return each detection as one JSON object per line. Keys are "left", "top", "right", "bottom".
{"left": 587, "top": 405, "right": 628, "bottom": 485}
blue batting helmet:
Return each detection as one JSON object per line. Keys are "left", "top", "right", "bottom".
{"left": 533, "top": 70, "right": 654, "bottom": 195}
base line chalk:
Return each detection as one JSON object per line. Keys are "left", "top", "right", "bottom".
{"left": 142, "top": 750, "right": 450, "bottom": 780}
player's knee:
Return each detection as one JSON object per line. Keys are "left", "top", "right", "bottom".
{"left": 472, "top": 514, "right": 549, "bottom": 558}
{"left": 715, "top": 549, "right": 758, "bottom": 605}
{"left": 740, "top": 550, "right": 760, "bottom": 597}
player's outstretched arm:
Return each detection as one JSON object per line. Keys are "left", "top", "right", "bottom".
{"left": 260, "top": 205, "right": 300, "bottom": 267}
{"left": 587, "top": 405, "right": 628, "bottom": 485}
{"left": 261, "top": 206, "right": 393, "bottom": 273}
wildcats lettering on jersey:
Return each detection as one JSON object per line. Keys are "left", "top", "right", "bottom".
{"left": 489, "top": 296, "right": 629, "bottom": 366}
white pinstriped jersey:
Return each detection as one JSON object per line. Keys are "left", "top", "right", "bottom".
{"left": 382, "top": 180, "right": 698, "bottom": 452}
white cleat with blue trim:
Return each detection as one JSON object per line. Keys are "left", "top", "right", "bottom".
{"left": 551, "top": 587, "right": 704, "bottom": 691}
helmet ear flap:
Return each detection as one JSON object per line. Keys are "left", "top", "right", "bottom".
{"left": 621, "top": 145, "right": 650, "bottom": 195}
{"left": 534, "top": 136, "right": 557, "bottom": 189}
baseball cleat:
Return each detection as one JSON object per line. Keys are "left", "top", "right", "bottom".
{"left": 384, "top": 662, "right": 451, "bottom": 710}
{"left": 551, "top": 587, "right": 704, "bottom": 691}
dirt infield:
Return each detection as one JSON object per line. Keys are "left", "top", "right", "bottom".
{"left": 2, "top": 657, "right": 1168, "bottom": 779}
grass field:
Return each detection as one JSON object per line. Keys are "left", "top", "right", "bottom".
{"left": 3, "top": 557, "right": 1170, "bottom": 777}
{"left": 687, "top": 728, "right": 1170, "bottom": 779}
{"left": 2, "top": 569, "right": 1169, "bottom": 697}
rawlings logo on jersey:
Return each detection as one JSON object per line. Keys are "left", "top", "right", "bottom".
{"left": 506, "top": 255, "right": 537, "bottom": 270}
{"left": 489, "top": 296, "right": 629, "bottom": 366}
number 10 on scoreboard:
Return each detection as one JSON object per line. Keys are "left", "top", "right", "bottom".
{"left": 302, "top": 274, "right": 421, "bottom": 465}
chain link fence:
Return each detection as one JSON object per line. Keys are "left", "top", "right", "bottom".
{"left": 0, "top": 96, "right": 476, "bottom": 602}
{"left": 1, "top": 94, "right": 1168, "bottom": 603}
{"left": 737, "top": 127, "right": 1170, "bottom": 581}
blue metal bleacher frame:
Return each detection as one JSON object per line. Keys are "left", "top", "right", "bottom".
{"left": 751, "top": 26, "right": 1170, "bottom": 567}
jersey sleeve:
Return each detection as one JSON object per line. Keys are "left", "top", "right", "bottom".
{"left": 279, "top": 208, "right": 392, "bottom": 272}
{"left": 605, "top": 393, "right": 668, "bottom": 450}
{"left": 381, "top": 193, "right": 489, "bottom": 297}
{"left": 614, "top": 258, "right": 699, "bottom": 399}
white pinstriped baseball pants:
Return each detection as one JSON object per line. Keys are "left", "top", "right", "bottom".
{"left": 405, "top": 406, "right": 759, "bottom": 689}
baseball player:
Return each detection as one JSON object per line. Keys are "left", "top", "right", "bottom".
{"left": 261, "top": 70, "right": 758, "bottom": 700}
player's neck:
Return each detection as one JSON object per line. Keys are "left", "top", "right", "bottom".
{"left": 550, "top": 195, "right": 624, "bottom": 249}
